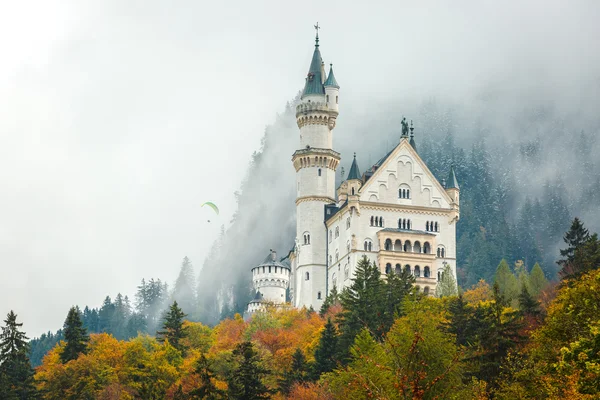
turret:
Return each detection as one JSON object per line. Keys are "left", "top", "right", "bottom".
{"left": 324, "top": 64, "right": 340, "bottom": 117}
{"left": 445, "top": 164, "right": 460, "bottom": 210}
{"left": 251, "top": 250, "right": 290, "bottom": 304}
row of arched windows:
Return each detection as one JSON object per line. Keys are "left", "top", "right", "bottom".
{"left": 364, "top": 241, "right": 373, "bottom": 251}
{"left": 416, "top": 286, "right": 431, "bottom": 295}
{"left": 398, "top": 219, "right": 412, "bottom": 230}
{"left": 385, "top": 263, "right": 431, "bottom": 278}
{"left": 383, "top": 239, "right": 431, "bottom": 254}
{"left": 399, "top": 188, "right": 411, "bottom": 199}
{"left": 425, "top": 221, "right": 439, "bottom": 232}
{"left": 370, "top": 216, "right": 384, "bottom": 227}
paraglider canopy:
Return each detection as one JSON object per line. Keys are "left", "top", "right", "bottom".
{"left": 202, "top": 202, "right": 219, "bottom": 215}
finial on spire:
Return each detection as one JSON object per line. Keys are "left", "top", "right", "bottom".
{"left": 354, "top": 152, "right": 356, "bottom": 158}
{"left": 410, "top": 120, "right": 414, "bottom": 138}
{"left": 314, "top": 22, "right": 320, "bottom": 46}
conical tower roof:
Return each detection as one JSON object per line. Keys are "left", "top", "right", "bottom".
{"left": 446, "top": 165, "right": 459, "bottom": 189}
{"left": 347, "top": 153, "right": 361, "bottom": 180}
{"left": 302, "top": 32, "right": 326, "bottom": 97}
{"left": 324, "top": 64, "right": 340, "bottom": 88}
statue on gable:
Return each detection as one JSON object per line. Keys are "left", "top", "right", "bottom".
{"left": 401, "top": 117, "right": 409, "bottom": 137}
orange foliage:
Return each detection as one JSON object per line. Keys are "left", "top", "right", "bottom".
{"left": 463, "top": 279, "right": 493, "bottom": 304}
{"left": 210, "top": 313, "right": 247, "bottom": 354}
{"left": 288, "top": 382, "right": 334, "bottom": 400}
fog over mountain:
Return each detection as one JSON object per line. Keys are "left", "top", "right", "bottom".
{"left": 1, "top": 0, "right": 599, "bottom": 335}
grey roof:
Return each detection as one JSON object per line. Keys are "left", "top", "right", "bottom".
{"left": 347, "top": 153, "right": 361, "bottom": 180}
{"left": 409, "top": 137, "right": 417, "bottom": 152}
{"left": 302, "top": 39, "right": 326, "bottom": 97}
{"left": 446, "top": 165, "right": 459, "bottom": 189}
{"left": 324, "top": 64, "right": 339, "bottom": 88}
{"left": 380, "top": 228, "right": 436, "bottom": 236}
{"left": 254, "top": 251, "right": 291, "bottom": 270}
{"left": 253, "top": 290, "right": 263, "bottom": 301}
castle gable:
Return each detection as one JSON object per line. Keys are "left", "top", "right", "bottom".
{"left": 359, "top": 140, "right": 452, "bottom": 209}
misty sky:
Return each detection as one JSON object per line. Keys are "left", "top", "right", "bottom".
{"left": 1, "top": 0, "right": 599, "bottom": 337}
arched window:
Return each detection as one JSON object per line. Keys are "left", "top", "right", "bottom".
{"left": 424, "top": 266, "right": 431, "bottom": 278}
{"left": 326, "top": 95, "right": 329, "bottom": 103}
{"left": 385, "top": 239, "right": 392, "bottom": 251}
{"left": 370, "top": 216, "right": 374, "bottom": 226}
{"left": 394, "top": 239, "right": 402, "bottom": 251}
{"left": 437, "top": 248, "right": 441, "bottom": 257}
{"left": 351, "top": 187, "right": 355, "bottom": 195}
{"left": 404, "top": 264, "right": 411, "bottom": 274}
{"left": 442, "top": 248, "right": 445, "bottom": 257}
{"left": 379, "top": 217, "right": 384, "bottom": 227}
{"left": 364, "top": 241, "right": 368, "bottom": 251}
{"left": 423, "top": 242, "right": 431, "bottom": 254}
{"left": 424, "top": 286, "right": 430, "bottom": 295}
{"left": 438, "top": 270, "right": 441, "bottom": 281}
{"left": 395, "top": 263, "right": 401, "bottom": 274}
{"left": 408, "top": 220, "right": 411, "bottom": 229}
{"left": 368, "top": 242, "right": 372, "bottom": 251}
{"left": 435, "top": 222, "right": 439, "bottom": 232}
{"left": 335, "top": 251, "right": 339, "bottom": 262}
{"left": 414, "top": 241, "right": 422, "bottom": 253}
{"left": 407, "top": 189, "right": 410, "bottom": 198}
{"left": 385, "top": 263, "right": 392, "bottom": 274}
{"left": 414, "top": 265, "right": 421, "bottom": 277}
{"left": 426, "top": 221, "right": 429, "bottom": 231}
{"left": 305, "top": 272, "right": 310, "bottom": 280}
{"left": 318, "top": 168, "right": 322, "bottom": 176}
{"left": 318, "top": 291, "right": 322, "bottom": 299}
{"left": 307, "top": 234, "right": 310, "bottom": 244}
{"left": 346, "top": 217, "right": 351, "bottom": 229}
{"left": 403, "top": 240, "right": 412, "bottom": 252}
{"left": 335, "top": 227, "right": 339, "bottom": 238}
{"left": 375, "top": 216, "right": 379, "bottom": 226}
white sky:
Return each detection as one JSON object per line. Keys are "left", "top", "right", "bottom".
{"left": 1, "top": 0, "right": 598, "bottom": 336}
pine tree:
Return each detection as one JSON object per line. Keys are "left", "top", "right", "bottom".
{"left": 444, "top": 294, "right": 471, "bottom": 346}
{"left": 518, "top": 285, "right": 540, "bottom": 317}
{"left": 338, "top": 256, "right": 386, "bottom": 361}
{"left": 0, "top": 311, "right": 36, "bottom": 399}
{"left": 60, "top": 307, "right": 88, "bottom": 363}
{"left": 558, "top": 217, "right": 590, "bottom": 277}
{"left": 436, "top": 263, "right": 458, "bottom": 298}
{"left": 279, "top": 348, "right": 308, "bottom": 394}
{"left": 312, "top": 318, "right": 338, "bottom": 379}
{"left": 188, "top": 353, "right": 226, "bottom": 399}
{"left": 529, "top": 263, "right": 547, "bottom": 297}
{"left": 172, "top": 256, "right": 197, "bottom": 316}
{"left": 493, "top": 259, "right": 519, "bottom": 305}
{"left": 319, "top": 285, "right": 339, "bottom": 317}
{"left": 226, "top": 341, "right": 272, "bottom": 400}
{"left": 382, "top": 267, "right": 414, "bottom": 333}
{"left": 157, "top": 301, "right": 187, "bottom": 353}
{"left": 98, "top": 296, "right": 115, "bottom": 334}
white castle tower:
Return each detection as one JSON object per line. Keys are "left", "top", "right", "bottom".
{"left": 291, "top": 24, "right": 341, "bottom": 309}
{"left": 246, "top": 250, "right": 291, "bottom": 315}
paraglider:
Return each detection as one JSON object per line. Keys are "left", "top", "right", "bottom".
{"left": 202, "top": 202, "right": 219, "bottom": 222}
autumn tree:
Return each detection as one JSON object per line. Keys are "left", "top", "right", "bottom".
{"left": 0, "top": 311, "right": 37, "bottom": 399}
{"left": 157, "top": 301, "right": 188, "bottom": 353}
{"left": 436, "top": 262, "right": 458, "bottom": 298}
{"left": 226, "top": 341, "right": 272, "bottom": 400}
{"left": 60, "top": 307, "right": 88, "bottom": 363}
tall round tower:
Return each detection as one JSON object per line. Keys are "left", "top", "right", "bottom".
{"left": 250, "top": 250, "right": 290, "bottom": 306}
{"left": 292, "top": 26, "right": 340, "bottom": 309}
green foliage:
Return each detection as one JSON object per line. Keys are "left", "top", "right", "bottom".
{"left": 518, "top": 285, "right": 540, "bottom": 317}
{"left": 188, "top": 353, "right": 226, "bottom": 399}
{"left": 60, "top": 307, "right": 88, "bottom": 363}
{"left": 528, "top": 262, "right": 547, "bottom": 297}
{"left": 493, "top": 259, "right": 519, "bottom": 305}
{"left": 319, "top": 285, "right": 339, "bottom": 316}
{"left": 312, "top": 318, "right": 338, "bottom": 379}
{"left": 558, "top": 217, "right": 589, "bottom": 275}
{"left": 436, "top": 262, "right": 458, "bottom": 298}
{"left": 0, "top": 311, "right": 37, "bottom": 399}
{"left": 157, "top": 301, "right": 188, "bottom": 353}
{"left": 226, "top": 341, "right": 272, "bottom": 400}
{"left": 279, "top": 348, "right": 309, "bottom": 394}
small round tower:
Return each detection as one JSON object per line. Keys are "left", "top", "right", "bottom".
{"left": 251, "top": 250, "right": 290, "bottom": 304}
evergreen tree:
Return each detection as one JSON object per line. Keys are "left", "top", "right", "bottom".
{"left": 312, "top": 318, "right": 338, "bottom": 379}
{"left": 518, "top": 285, "right": 540, "bottom": 317}
{"left": 337, "top": 256, "right": 386, "bottom": 361}
{"left": 436, "top": 263, "right": 458, "bottom": 298}
{"left": 444, "top": 294, "right": 471, "bottom": 347}
{"left": 493, "top": 259, "right": 519, "bottom": 305}
{"left": 157, "top": 301, "right": 187, "bottom": 353}
{"left": 558, "top": 217, "right": 590, "bottom": 278}
{"left": 0, "top": 311, "right": 36, "bottom": 399}
{"left": 188, "top": 353, "right": 226, "bottom": 399}
{"left": 382, "top": 268, "right": 414, "bottom": 333}
{"left": 28, "top": 330, "right": 63, "bottom": 367}
{"left": 60, "top": 307, "right": 88, "bottom": 363}
{"left": 319, "top": 285, "right": 339, "bottom": 317}
{"left": 82, "top": 306, "right": 99, "bottom": 334}
{"left": 529, "top": 263, "right": 547, "bottom": 297}
{"left": 97, "top": 296, "right": 115, "bottom": 334}
{"left": 568, "top": 233, "right": 600, "bottom": 280}
{"left": 279, "top": 348, "right": 308, "bottom": 395}
{"left": 226, "top": 341, "right": 272, "bottom": 400}
{"left": 172, "top": 256, "right": 197, "bottom": 316}
{"left": 126, "top": 312, "right": 147, "bottom": 338}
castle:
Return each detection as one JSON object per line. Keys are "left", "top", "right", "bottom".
{"left": 246, "top": 28, "right": 459, "bottom": 315}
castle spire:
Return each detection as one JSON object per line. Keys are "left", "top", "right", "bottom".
{"left": 347, "top": 152, "right": 361, "bottom": 180}
{"left": 302, "top": 23, "right": 326, "bottom": 98}
{"left": 409, "top": 120, "right": 417, "bottom": 151}
{"left": 446, "top": 164, "right": 459, "bottom": 189}
{"left": 324, "top": 63, "right": 340, "bottom": 88}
